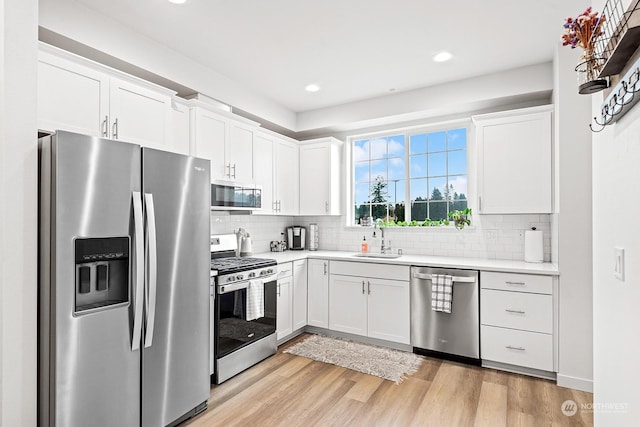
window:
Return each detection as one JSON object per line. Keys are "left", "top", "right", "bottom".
{"left": 352, "top": 125, "right": 468, "bottom": 226}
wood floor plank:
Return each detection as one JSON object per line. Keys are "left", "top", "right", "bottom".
{"left": 474, "top": 381, "right": 508, "bottom": 427}
{"left": 185, "top": 334, "right": 593, "bottom": 427}
{"left": 411, "top": 362, "right": 484, "bottom": 426}
{"left": 343, "top": 373, "right": 385, "bottom": 403}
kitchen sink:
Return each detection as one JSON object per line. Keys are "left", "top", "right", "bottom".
{"left": 352, "top": 253, "right": 402, "bottom": 259}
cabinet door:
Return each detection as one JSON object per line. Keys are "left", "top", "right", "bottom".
{"left": 192, "top": 108, "right": 228, "bottom": 183}
{"left": 329, "top": 275, "right": 367, "bottom": 337}
{"left": 276, "top": 277, "right": 293, "bottom": 341}
{"left": 300, "top": 144, "right": 331, "bottom": 215}
{"left": 170, "top": 100, "right": 191, "bottom": 156}
{"left": 228, "top": 121, "right": 254, "bottom": 182}
{"left": 293, "top": 260, "right": 308, "bottom": 331}
{"left": 109, "top": 77, "right": 172, "bottom": 150}
{"left": 38, "top": 52, "right": 109, "bottom": 136}
{"left": 307, "top": 259, "right": 329, "bottom": 328}
{"left": 367, "top": 278, "right": 410, "bottom": 344}
{"left": 252, "top": 133, "right": 275, "bottom": 214}
{"left": 477, "top": 108, "right": 552, "bottom": 213}
{"left": 274, "top": 140, "right": 299, "bottom": 215}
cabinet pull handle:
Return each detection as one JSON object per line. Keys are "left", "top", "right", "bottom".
{"left": 226, "top": 164, "right": 231, "bottom": 178}
{"left": 325, "top": 201, "right": 329, "bottom": 213}
{"left": 505, "top": 281, "right": 526, "bottom": 286}
{"left": 361, "top": 280, "right": 365, "bottom": 294}
{"left": 102, "top": 115, "right": 109, "bottom": 137}
{"left": 277, "top": 200, "right": 281, "bottom": 212}
{"left": 367, "top": 281, "right": 371, "bottom": 295}
{"left": 323, "top": 263, "right": 327, "bottom": 276}
{"left": 505, "top": 309, "right": 526, "bottom": 314}
{"left": 112, "top": 118, "right": 119, "bottom": 140}
{"left": 506, "top": 345, "right": 525, "bottom": 351}
{"left": 232, "top": 164, "right": 236, "bottom": 179}
{"left": 479, "top": 196, "right": 482, "bottom": 212}
{"left": 277, "top": 283, "right": 281, "bottom": 297}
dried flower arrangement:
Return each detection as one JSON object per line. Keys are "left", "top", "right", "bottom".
{"left": 561, "top": 7, "right": 606, "bottom": 52}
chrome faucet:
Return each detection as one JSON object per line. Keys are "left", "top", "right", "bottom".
{"left": 375, "top": 219, "right": 391, "bottom": 254}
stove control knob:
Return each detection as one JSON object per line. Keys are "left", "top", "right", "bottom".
{"left": 227, "top": 276, "right": 234, "bottom": 283}
{"left": 266, "top": 268, "right": 274, "bottom": 274}
{"left": 237, "top": 274, "right": 244, "bottom": 280}
{"left": 248, "top": 272, "right": 256, "bottom": 278}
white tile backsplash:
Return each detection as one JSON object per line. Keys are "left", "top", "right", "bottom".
{"left": 211, "top": 212, "right": 552, "bottom": 262}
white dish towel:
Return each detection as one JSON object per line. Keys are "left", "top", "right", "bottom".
{"left": 246, "top": 279, "right": 264, "bottom": 321}
{"left": 431, "top": 274, "right": 453, "bottom": 313}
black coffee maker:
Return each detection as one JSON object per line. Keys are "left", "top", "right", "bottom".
{"left": 286, "top": 226, "right": 306, "bottom": 250}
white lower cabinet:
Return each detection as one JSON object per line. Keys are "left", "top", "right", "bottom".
{"left": 276, "top": 263, "right": 293, "bottom": 341}
{"left": 277, "top": 260, "right": 308, "bottom": 342}
{"left": 292, "top": 260, "right": 308, "bottom": 331}
{"left": 307, "top": 259, "right": 329, "bottom": 328}
{"left": 329, "top": 261, "right": 410, "bottom": 345}
{"left": 481, "top": 326, "right": 554, "bottom": 372}
{"left": 480, "top": 271, "right": 556, "bottom": 373}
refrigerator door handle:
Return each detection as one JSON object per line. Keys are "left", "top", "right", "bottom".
{"left": 144, "top": 193, "right": 158, "bottom": 348}
{"left": 131, "top": 192, "right": 145, "bottom": 351}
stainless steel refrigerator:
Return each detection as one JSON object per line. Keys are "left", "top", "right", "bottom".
{"left": 39, "top": 131, "right": 211, "bottom": 427}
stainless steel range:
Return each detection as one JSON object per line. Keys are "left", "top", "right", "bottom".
{"left": 210, "top": 234, "right": 278, "bottom": 384}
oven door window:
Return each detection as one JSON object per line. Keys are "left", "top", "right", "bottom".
{"left": 216, "top": 280, "right": 276, "bottom": 358}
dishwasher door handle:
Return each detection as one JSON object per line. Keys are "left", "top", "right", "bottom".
{"left": 411, "top": 272, "right": 476, "bottom": 283}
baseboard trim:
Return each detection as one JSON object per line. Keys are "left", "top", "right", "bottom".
{"left": 557, "top": 374, "right": 593, "bottom": 393}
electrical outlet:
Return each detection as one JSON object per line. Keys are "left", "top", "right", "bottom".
{"left": 517, "top": 230, "right": 525, "bottom": 242}
{"left": 614, "top": 247, "right": 625, "bottom": 281}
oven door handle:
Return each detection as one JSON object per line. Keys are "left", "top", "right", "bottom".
{"left": 217, "top": 273, "right": 277, "bottom": 295}
{"left": 219, "top": 282, "right": 249, "bottom": 294}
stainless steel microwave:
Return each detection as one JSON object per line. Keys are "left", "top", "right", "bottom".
{"left": 211, "top": 181, "right": 262, "bottom": 210}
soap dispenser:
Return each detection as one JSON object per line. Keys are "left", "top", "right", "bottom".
{"left": 361, "top": 236, "right": 369, "bottom": 253}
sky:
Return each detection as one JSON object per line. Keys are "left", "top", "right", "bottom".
{"left": 353, "top": 128, "right": 467, "bottom": 205}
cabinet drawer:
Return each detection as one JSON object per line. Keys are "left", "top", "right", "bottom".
{"left": 481, "top": 325, "right": 553, "bottom": 371}
{"left": 330, "top": 261, "right": 409, "bottom": 282}
{"left": 278, "top": 262, "right": 293, "bottom": 278}
{"left": 481, "top": 271, "right": 552, "bottom": 294}
{"left": 481, "top": 290, "right": 552, "bottom": 333}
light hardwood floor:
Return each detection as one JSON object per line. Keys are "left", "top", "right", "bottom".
{"left": 186, "top": 334, "right": 593, "bottom": 427}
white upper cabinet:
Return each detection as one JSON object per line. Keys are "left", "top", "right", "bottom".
{"left": 252, "top": 132, "right": 275, "bottom": 214}
{"left": 474, "top": 106, "right": 553, "bottom": 214}
{"left": 228, "top": 121, "right": 254, "bottom": 183}
{"left": 38, "top": 49, "right": 109, "bottom": 137}
{"left": 38, "top": 45, "right": 176, "bottom": 152}
{"left": 108, "top": 77, "right": 172, "bottom": 151}
{"left": 299, "top": 138, "right": 343, "bottom": 216}
{"left": 191, "top": 107, "right": 228, "bottom": 183}
{"left": 274, "top": 138, "right": 299, "bottom": 215}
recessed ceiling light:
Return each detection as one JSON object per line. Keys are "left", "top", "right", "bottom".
{"left": 305, "top": 84, "right": 320, "bottom": 93}
{"left": 168, "top": 0, "right": 188, "bottom": 4}
{"left": 433, "top": 51, "right": 453, "bottom": 63}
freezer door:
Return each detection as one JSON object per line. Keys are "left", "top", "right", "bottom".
{"left": 141, "top": 148, "right": 210, "bottom": 427}
{"left": 40, "top": 131, "right": 142, "bottom": 427}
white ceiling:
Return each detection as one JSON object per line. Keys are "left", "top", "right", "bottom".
{"left": 72, "top": 0, "right": 587, "bottom": 113}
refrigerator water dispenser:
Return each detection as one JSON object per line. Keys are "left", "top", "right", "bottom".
{"left": 74, "top": 237, "right": 129, "bottom": 313}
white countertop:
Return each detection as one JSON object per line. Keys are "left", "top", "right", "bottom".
{"left": 255, "top": 250, "right": 559, "bottom": 276}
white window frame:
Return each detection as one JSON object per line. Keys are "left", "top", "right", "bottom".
{"left": 346, "top": 118, "right": 473, "bottom": 227}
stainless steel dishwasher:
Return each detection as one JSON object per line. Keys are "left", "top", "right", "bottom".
{"left": 410, "top": 266, "right": 480, "bottom": 364}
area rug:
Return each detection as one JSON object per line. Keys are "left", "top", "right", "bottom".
{"left": 284, "top": 335, "right": 422, "bottom": 383}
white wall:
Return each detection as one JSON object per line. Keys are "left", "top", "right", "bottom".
{"left": 296, "top": 62, "right": 553, "bottom": 133}
{"left": 591, "top": 53, "right": 640, "bottom": 427}
{"left": 0, "top": 0, "right": 38, "bottom": 425}
{"left": 553, "top": 45, "right": 594, "bottom": 392}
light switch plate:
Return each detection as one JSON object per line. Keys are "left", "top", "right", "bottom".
{"left": 614, "top": 247, "right": 625, "bottom": 281}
